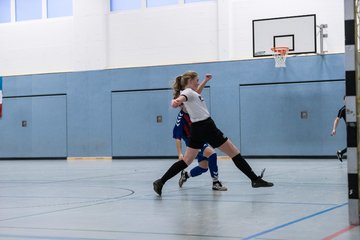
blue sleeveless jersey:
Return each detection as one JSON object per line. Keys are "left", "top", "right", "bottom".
{"left": 173, "top": 110, "right": 208, "bottom": 161}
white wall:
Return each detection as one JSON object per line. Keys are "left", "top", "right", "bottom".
{"left": 108, "top": 2, "right": 218, "bottom": 68}
{"left": 0, "top": 0, "right": 344, "bottom": 76}
{"left": 72, "top": 0, "right": 109, "bottom": 71}
{"left": 0, "top": 18, "right": 74, "bottom": 75}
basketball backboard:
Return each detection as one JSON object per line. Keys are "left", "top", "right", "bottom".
{"left": 253, "top": 14, "right": 317, "bottom": 57}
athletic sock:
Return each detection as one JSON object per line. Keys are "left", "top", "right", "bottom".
{"left": 189, "top": 166, "right": 208, "bottom": 177}
{"left": 232, "top": 153, "right": 258, "bottom": 181}
{"left": 160, "top": 160, "right": 188, "bottom": 184}
{"left": 207, "top": 153, "right": 218, "bottom": 178}
{"left": 341, "top": 148, "right": 347, "bottom": 155}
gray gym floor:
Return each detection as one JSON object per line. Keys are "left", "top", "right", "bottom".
{"left": 0, "top": 158, "right": 359, "bottom": 240}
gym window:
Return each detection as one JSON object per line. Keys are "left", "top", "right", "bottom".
{"left": 47, "top": 0, "right": 72, "bottom": 18}
{"left": 110, "top": 0, "right": 141, "bottom": 11}
{"left": 0, "top": 0, "right": 11, "bottom": 23}
{"left": 185, "top": 0, "right": 213, "bottom": 3}
{"left": 146, "top": 0, "right": 178, "bottom": 8}
{"left": 15, "top": 0, "right": 42, "bottom": 21}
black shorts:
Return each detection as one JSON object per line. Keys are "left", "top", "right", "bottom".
{"left": 188, "top": 117, "right": 228, "bottom": 149}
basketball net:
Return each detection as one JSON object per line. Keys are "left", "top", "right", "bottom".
{"left": 271, "top": 47, "right": 289, "bottom": 68}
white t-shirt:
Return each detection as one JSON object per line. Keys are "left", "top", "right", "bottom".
{"left": 180, "top": 88, "right": 210, "bottom": 122}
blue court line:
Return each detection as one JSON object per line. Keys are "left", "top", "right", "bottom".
{"left": 241, "top": 202, "right": 348, "bottom": 240}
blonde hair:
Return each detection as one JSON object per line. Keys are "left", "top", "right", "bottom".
{"left": 172, "top": 71, "right": 198, "bottom": 99}
{"left": 172, "top": 76, "right": 183, "bottom": 99}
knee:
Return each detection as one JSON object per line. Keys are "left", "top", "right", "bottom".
{"left": 199, "top": 160, "right": 208, "bottom": 168}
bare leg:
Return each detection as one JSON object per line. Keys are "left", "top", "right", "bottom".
{"left": 182, "top": 147, "right": 199, "bottom": 165}
{"left": 202, "top": 146, "right": 215, "bottom": 158}
{"left": 198, "top": 160, "right": 208, "bottom": 168}
{"left": 217, "top": 139, "right": 240, "bottom": 158}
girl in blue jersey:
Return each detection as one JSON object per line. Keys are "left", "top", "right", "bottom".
{"left": 172, "top": 75, "right": 226, "bottom": 191}
{"left": 153, "top": 71, "right": 273, "bottom": 196}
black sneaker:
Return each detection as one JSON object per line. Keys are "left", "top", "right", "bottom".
{"left": 153, "top": 179, "right": 164, "bottom": 196}
{"left": 336, "top": 150, "right": 343, "bottom": 162}
{"left": 178, "top": 171, "right": 188, "bottom": 188}
{"left": 212, "top": 180, "right": 228, "bottom": 191}
{"left": 251, "top": 169, "right": 274, "bottom": 188}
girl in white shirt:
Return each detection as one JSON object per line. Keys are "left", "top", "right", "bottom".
{"left": 172, "top": 75, "right": 227, "bottom": 191}
{"left": 153, "top": 71, "right": 273, "bottom": 196}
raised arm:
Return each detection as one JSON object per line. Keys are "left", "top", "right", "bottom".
{"left": 196, "top": 74, "right": 212, "bottom": 94}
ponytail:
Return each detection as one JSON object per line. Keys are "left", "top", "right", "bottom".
{"left": 172, "top": 75, "right": 183, "bottom": 99}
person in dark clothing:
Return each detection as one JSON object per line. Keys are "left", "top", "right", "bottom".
{"left": 331, "top": 101, "right": 346, "bottom": 162}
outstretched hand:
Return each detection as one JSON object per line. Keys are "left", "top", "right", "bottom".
{"left": 171, "top": 99, "right": 181, "bottom": 108}
{"left": 205, "top": 74, "right": 212, "bottom": 81}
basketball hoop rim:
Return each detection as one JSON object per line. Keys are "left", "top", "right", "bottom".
{"left": 271, "top": 47, "right": 288, "bottom": 68}
{"left": 271, "top": 47, "right": 289, "bottom": 55}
